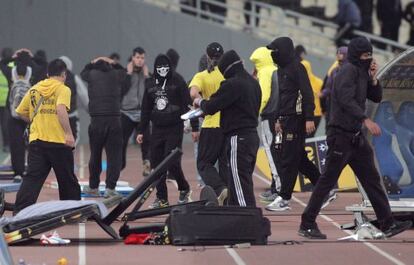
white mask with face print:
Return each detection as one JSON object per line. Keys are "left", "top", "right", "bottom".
{"left": 156, "top": 66, "right": 170, "bottom": 77}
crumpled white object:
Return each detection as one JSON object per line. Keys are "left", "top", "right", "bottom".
{"left": 338, "top": 223, "right": 385, "bottom": 241}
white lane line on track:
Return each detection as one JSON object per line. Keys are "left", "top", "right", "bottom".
{"left": 253, "top": 172, "right": 406, "bottom": 265}
{"left": 226, "top": 247, "right": 247, "bottom": 265}
{"left": 78, "top": 145, "right": 86, "bottom": 265}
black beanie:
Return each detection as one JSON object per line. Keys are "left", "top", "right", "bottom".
{"left": 218, "top": 50, "right": 242, "bottom": 77}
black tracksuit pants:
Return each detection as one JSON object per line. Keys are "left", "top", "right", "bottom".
{"left": 277, "top": 115, "right": 321, "bottom": 201}
{"left": 197, "top": 127, "right": 227, "bottom": 195}
{"left": 88, "top": 116, "right": 122, "bottom": 190}
{"left": 14, "top": 141, "right": 81, "bottom": 214}
{"left": 121, "top": 114, "right": 150, "bottom": 170}
{"left": 8, "top": 116, "right": 26, "bottom": 176}
{"left": 225, "top": 129, "right": 259, "bottom": 207}
{"left": 151, "top": 123, "right": 189, "bottom": 201}
{"left": 69, "top": 116, "right": 79, "bottom": 143}
{"left": 301, "top": 130, "right": 394, "bottom": 229}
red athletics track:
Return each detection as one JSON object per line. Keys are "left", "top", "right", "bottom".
{"left": 4, "top": 142, "right": 414, "bottom": 265}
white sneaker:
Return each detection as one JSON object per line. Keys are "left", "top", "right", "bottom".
{"left": 265, "top": 196, "right": 291, "bottom": 211}
{"left": 40, "top": 231, "right": 70, "bottom": 245}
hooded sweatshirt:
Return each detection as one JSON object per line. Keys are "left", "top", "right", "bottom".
{"left": 267, "top": 37, "right": 315, "bottom": 120}
{"left": 250, "top": 47, "right": 277, "bottom": 115}
{"left": 200, "top": 50, "right": 261, "bottom": 135}
{"left": 328, "top": 37, "right": 382, "bottom": 133}
{"left": 81, "top": 60, "right": 126, "bottom": 117}
{"left": 139, "top": 54, "right": 196, "bottom": 133}
{"left": 15, "top": 78, "right": 71, "bottom": 144}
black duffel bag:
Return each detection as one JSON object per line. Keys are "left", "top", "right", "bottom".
{"left": 167, "top": 204, "right": 271, "bottom": 246}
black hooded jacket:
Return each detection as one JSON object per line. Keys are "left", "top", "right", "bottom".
{"left": 80, "top": 60, "right": 126, "bottom": 117}
{"left": 267, "top": 37, "right": 315, "bottom": 121}
{"left": 139, "top": 54, "right": 196, "bottom": 133}
{"left": 65, "top": 70, "right": 77, "bottom": 115}
{"left": 328, "top": 37, "right": 382, "bottom": 133}
{"left": 199, "top": 50, "right": 261, "bottom": 135}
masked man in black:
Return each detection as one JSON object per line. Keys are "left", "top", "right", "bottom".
{"left": 194, "top": 50, "right": 261, "bottom": 207}
{"left": 137, "top": 54, "right": 197, "bottom": 209}
{"left": 299, "top": 37, "right": 412, "bottom": 239}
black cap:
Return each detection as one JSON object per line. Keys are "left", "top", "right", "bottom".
{"left": 206, "top": 42, "right": 224, "bottom": 59}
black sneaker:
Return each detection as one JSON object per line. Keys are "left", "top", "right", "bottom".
{"left": 148, "top": 198, "right": 169, "bottom": 209}
{"left": 298, "top": 225, "right": 327, "bottom": 239}
{"left": 178, "top": 189, "right": 192, "bottom": 204}
{"left": 382, "top": 220, "right": 412, "bottom": 238}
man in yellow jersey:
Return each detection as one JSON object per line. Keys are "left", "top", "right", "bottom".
{"left": 189, "top": 42, "right": 228, "bottom": 205}
{"left": 13, "top": 59, "right": 81, "bottom": 213}
{"left": 250, "top": 47, "right": 281, "bottom": 202}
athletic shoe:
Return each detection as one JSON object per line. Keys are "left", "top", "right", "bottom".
{"left": 260, "top": 191, "right": 279, "bottom": 203}
{"left": 40, "top": 231, "right": 71, "bottom": 245}
{"left": 217, "top": 188, "right": 228, "bottom": 206}
{"left": 178, "top": 189, "right": 192, "bottom": 204}
{"left": 321, "top": 190, "right": 338, "bottom": 209}
{"left": 148, "top": 198, "right": 169, "bottom": 209}
{"left": 13, "top": 175, "right": 22, "bottom": 183}
{"left": 143, "top": 160, "right": 151, "bottom": 177}
{"left": 259, "top": 190, "right": 273, "bottom": 200}
{"left": 83, "top": 186, "right": 100, "bottom": 197}
{"left": 298, "top": 225, "right": 327, "bottom": 239}
{"left": 383, "top": 220, "right": 413, "bottom": 238}
{"left": 103, "top": 188, "right": 120, "bottom": 199}
{"left": 265, "top": 196, "right": 291, "bottom": 211}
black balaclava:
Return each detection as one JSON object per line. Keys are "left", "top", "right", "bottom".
{"left": 218, "top": 50, "right": 243, "bottom": 79}
{"left": 206, "top": 42, "right": 224, "bottom": 73}
{"left": 166, "top": 48, "right": 180, "bottom": 71}
{"left": 347, "top": 37, "right": 373, "bottom": 71}
{"left": 267, "top": 37, "right": 295, "bottom": 68}
{"left": 153, "top": 54, "right": 172, "bottom": 84}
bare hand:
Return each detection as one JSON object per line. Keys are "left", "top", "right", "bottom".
{"left": 275, "top": 120, "right": 282, "bottom": 133}
{"left": 192, "top": 132, "right": 200, "bottom": 142}
{"left": 127, "top": 61, "right": 133, "bottom": 74}
{"left": 193, "top": 98, "right": 202, "bottom": 108}
{"left": 364, "top": 118, "right": 381, "bottom": 136}
{"left": 369, "top": 59, "right": 379, "bottom": 83}
{"left": 65, "top": 134, "right": 75, "bottom": 148}
{"left": 143, "top": 65, "right": 149, "bottom": 77}
{"left": 306, "top": 121, "right": 316, "bottom": 135}
{"left": 136, "top": 134, "right": 144, "bottom": 144}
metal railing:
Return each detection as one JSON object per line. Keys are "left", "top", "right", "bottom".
{"left": 142, "top": 0, "right": 412, "bottom": 63}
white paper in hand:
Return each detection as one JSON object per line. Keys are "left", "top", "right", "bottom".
{"left": 181, "top": 108, "right": 204, "bottom": 120}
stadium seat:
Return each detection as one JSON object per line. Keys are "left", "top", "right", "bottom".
{"left": 374, "top": 101, "right": 397, "bottom": 133}
{"left": 372, "top": 127, "right": 403, "bottom": 185}
{"left": 397, "top": 101, "right": 414, "bottom": 131}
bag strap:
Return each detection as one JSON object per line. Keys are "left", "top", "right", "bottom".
{"left": 30, "top": 95, "right": 44, "bottom": 124}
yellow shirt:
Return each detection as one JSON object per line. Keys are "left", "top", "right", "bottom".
{"left": 16, "top": 79, "right": 71, "bottom": 144}
{"left": 189, "top": 67, "right": 224, "bottom": 128}
{"left": 301, "top": 60, "right": 323, "bottom": 117}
